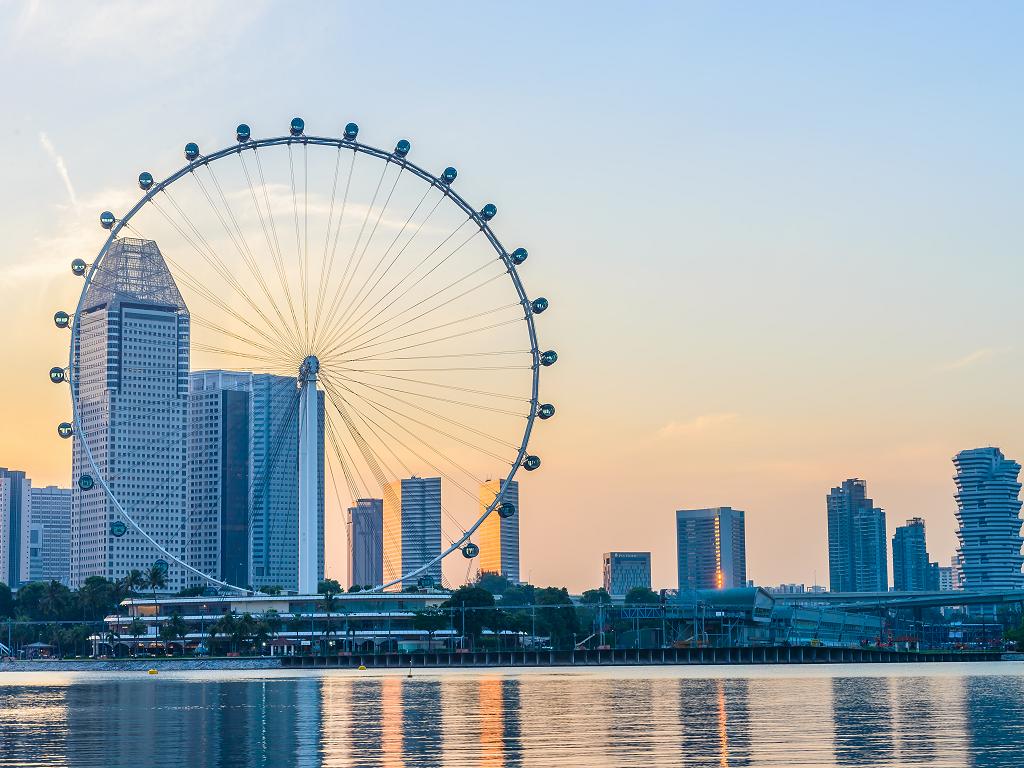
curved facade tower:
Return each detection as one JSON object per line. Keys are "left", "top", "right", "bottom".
{"left": 953, "top": 447, "right": 1024, "bottom": 590}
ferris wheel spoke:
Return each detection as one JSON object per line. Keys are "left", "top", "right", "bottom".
{"left": 310, "top": 147, "right": 353, "bottom": 350}
{"left": 337, "top": 304, "right": 522, "bottom": 361}
{"left": 146, "top": 194, "right": 303, "bottom": 359}
{"left": 317, "top": 161, "right": 392, "bottom": 341}
{"left": 331, "top": 377, "right": 529, "bottom": 418}
{"left": 335, "top": 369, "right": 530, "bottom": 403}
{"left": 326, "top": 371, "right": 520, "bottom": 453}
{"left": 321, "top": 213, "right": 475, "bottom": 351}
{"left": 328, "top": 183, "right": 436, "bottom": 342}
{"left": 197, "top": 163, "right": 303, "bottom": 361}
{"left": 335, "top": 267, "right": 509, "bottom": 356}
{"left": 321, "top": 375, "right": 492, "bottom": 493}
{"left": 251, "top": 146, "right": 305, "bottom": 350}
{"left": 286, "top": 143, "right": 309, "bottom": 349}
{"left": 321, "top": 379, "right": 469, "bottom": 542}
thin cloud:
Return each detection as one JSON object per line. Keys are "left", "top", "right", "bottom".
{"left": 39, "top": 132, "right": 78, "bottom": 208}
{"left": 658, "top": 412, "right": 739, "bottom": 438}
{"left": 939, "top": 348, "right": 1000, "bottom": 372}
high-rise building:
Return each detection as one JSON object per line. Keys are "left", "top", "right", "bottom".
{"left": 249, "top": 373, "right": 324, "bottom": 593}
{"left": 383, "top": 477, "right": 442, "bottom": 591}
{"left": 826, "top": 479, "right": 888, "bottom": 592}
{"left": 71, "top": 238, "right": 190, "bottom": 590}
{"left": 188, "top": 371, "right": 253, "bottom": 587}
{"left": 28, "top": 486, "right": 72, "bottom": 585}
{"left": 602, "top": 551, "right": 652, "bottom": 597}
{"left": 892, "top": 518, "right": 931, "bottom": 592}
{"left": 0, "top": 468, "right": 31, "bottom": 587}
{"left": 951, "top": 554, "right": 964, "bottom": 590}
{"left": 347, "top": 498, "right": 383, "bottom": 588}
{"left": 937, "top": 565, "right": 954, "bottom": 591}
{"left": 477, "top": 479, "right": 519, "bottom": 583}
{"left": 676, "top": 507, "right": 746, "bottom": 591}
{"left": 953, "top": 447, "right": 1024, "bottom": 590}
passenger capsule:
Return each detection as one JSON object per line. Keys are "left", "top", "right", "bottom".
{"left": 462, "top": 542, "right": 480, "bottom": 559}
{"left": 538, "top": 403, "right": 556, "bottom": 420}
{"left": 57, "top": 422, "right": 74, "bottom": 439}
{"left": 394, "top": 139, "right": 411, "bottom": 158}
{"left": 99, "top": 211, "right": 115, "bottom": 229}
{"left": 184, "top": 142, "right": 200, "bottom": 161}
{"left": 290, "top": 117, "right": 305, "bottom": 136}
{"left": 344, "top": 122, "right": 359, "bottom": 140}
{"left": 531, "top": 297, "right": 549, "bottom": 314}
{"left": 111, "top": 520, "right": 127, "bottom": 537}
{"left": 236, "top": 124, "right": 251, "bottom": 143}
{"left": 498, "top": 502, "right": 516, "bottom": 519}
{"left": 441, "top": 167, "right": 458, "bottom": 184}
{"left": 540, "top": 350, "right": 558, "bottom": 367}
{"left": 49, "top": 367, "right": 65, "bottom": 384}
{"left": 510, "top": 247, "right": 528, "bottom": 265}
{"left": 54, "top": 311, "right": 70, "bottom": 329}
{"left": 78, "top": 474, "right": 95, "bottom": 491}
{"left": 480, "top": 203, "right": 497, "bottom": 221}
{"left": 523, "top": 455, "right": 541, "bottom": 471}
{"left": 138, "top": 171, "right": 154, "bottom": 191}
{"left": 71, "top": 258, "right": 87, "bottom": 276}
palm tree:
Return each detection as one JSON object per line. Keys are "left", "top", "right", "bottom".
{"left": 319, "top": 589, "right": 339, "bottom": 655}
{"left": 211, "top": 611, "right": 239, "bottom": 655}
{"left": 159, "top": 613, "right": 190, "bottom": 655}
{"left": 145, "top": 565, "right": 167, "bottom": 623}
{"left": 127, "top": 618, "right": 147, "bottom": 657}
{"left": 234, "top": 613, "right": 257, "bottom": 655}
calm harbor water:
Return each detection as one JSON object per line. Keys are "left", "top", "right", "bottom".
{"left": 1, "top": 663, "right": 1022, "bottom": 767}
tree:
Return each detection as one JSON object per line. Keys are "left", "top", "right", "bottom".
{"left": 318, "top": 579, "right": 342, "bottom": 595}
{"left": 234, "top": 613, "right": 257, "bottom": 654}
{"left": 78, "top": 576, "right": 117, "bottom": 621}
{"left": 159, "top": 613, "right": 190, "bottom": 654}
{"left": 476, "top": 573, "right": 512, "bottom": 596}
{"left": 624, "top": 587, "right": 660, "bottom": 605}
{"left": 443, "top": 586, "right": 495, "bottom": 648}
{"left": 145, "top": 565, "right": 167, "bottom": 620}
{"left": 500, "top": 583, "right": 535, "bottom": 607}
{"left": 0, "top": 582, "right": 13, "bottom": 618}
{"left": 13, "top": 581, "right": 48, "bottom": 620}
{"left": 318, "top": 589, "right": 340, "bottom": 654}
{"left": 581, "top": 588, "right": 610, "bottom": 605}
{"left": 122, "top": 569, "right": 147, "bottom": 596}
{"left": 413, "top": 609, "right": 449, "bottom": 648}
{"left": 535, "top": 587, "right": 579, "bottom": 649}
{"left": 259, "top": 585, "right": 283, "bottom": 595}
{"left": 210, "top": 612, "right": 239, "bottom": 655}
{"left": 127, "top": 618, "right": 147, "bottom": 655}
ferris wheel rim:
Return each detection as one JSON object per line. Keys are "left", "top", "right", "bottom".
{"left": 65, "top": 126, "right": 545, "bottom": 595}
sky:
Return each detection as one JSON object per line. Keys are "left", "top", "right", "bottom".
{"left": 1, "top": 1, "right": 1023, "bottom": 592}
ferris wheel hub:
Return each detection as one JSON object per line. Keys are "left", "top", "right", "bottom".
{"left": 299, "top": 355, "right": 320, "bottom": 381}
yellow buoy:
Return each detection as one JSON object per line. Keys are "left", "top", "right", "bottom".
{"left": 358, "top": 665, "right": 366, "bottom": 671}
{"left": 148, "top": 669, "right": 158, "bottom": 675}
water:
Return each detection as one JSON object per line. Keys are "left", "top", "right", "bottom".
{"left": 1, "top": 663, "right": 1022, "bottom": 767}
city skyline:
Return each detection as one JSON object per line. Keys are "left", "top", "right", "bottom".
{"left": 3, "top": 3, "right": 1024, "bottom": 591}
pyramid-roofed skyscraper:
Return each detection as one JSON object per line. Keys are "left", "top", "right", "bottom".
{"left": 71, "top": 238, "right": 191, "bottom": 588}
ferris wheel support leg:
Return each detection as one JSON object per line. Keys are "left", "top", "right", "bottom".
{"left": 297, "top": 359, "right": 320, "bottom": 595}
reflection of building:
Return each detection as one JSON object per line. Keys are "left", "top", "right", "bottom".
{"left": 383, "top": 477, "right": 442, "bottom": 590}
{"left": 602, "top": 551, "right": 652, "bottom": 597}
{"left": 71, "top": 238, "right": 190, "bottom": 589}
{"left": 29, "top": 485, "right": 72, "bottom": 584}
{"left": 953, "top": 447, "right": 1024, "bottom": 590}
{"left": 347, "top": 498, "right": 383, "bottom": 588}
{"left": 0, "top": 467, "right": 30, "bottom": 586}
{"left": 478, "top": 479, "right": 519, "bottom": 582}
{"left": 892, "top": 518, "right": 931, "bottom": 592}
{"left": 676, "top": 507, "right": 746, "bottom": 590}
{"left": 831, "top": 677, "right": 895, "bottom": 766}
{"left": 678, "top": 678, "right": 751, "bottom": 766}
{"left": 827, "top": 479, "right": 888, "bottom": 592}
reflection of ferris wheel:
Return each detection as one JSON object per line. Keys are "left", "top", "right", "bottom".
{"left": 50, "top": 118, "right": 556, "bottom": 594}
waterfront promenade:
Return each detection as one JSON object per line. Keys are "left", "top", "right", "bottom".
{"left": 1, "top": 646, "right": 1002, "bottom": 672}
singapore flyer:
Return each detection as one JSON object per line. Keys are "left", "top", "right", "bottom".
{"left": 54, "top": 118, "right": 556, "bottom": 595}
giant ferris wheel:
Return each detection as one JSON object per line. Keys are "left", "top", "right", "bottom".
{"left": 50, "top": 118, "right": 556, "bottom": 594}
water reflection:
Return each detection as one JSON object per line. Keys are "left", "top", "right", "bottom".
{"left": 1, "top": 667, "right": 1023, "bottom": 767}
